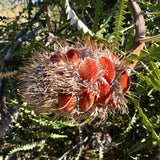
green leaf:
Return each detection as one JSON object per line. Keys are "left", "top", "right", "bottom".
{"left": 49, "top": 133, "right": 67, "bottom": 139}
{"left": 138, "top": 61, "right": 160, "bottom": 90}
{"left": 65, "top": 0, "right": 94, "bottom": 36}
{"left": 149, "top": 43, "right": 160, "bottom": 59}
{"left": 129, "top": 98, "right": 160, "bottom": 147}
{"left": 65, "top": 0, "right": 110, "bottom": 46}
{"left": 51, "top": 121, "right": 78, "bottom": 130}
{"left": 119, "top": 110, "right": 138, "bottom": 140}
{"left": 149, "top": 115, "right": 160, "bottom": 129}
{"left": 130, "top": 53, "right": 140, "bottom": 60}
{"left": 112, "top": 0, "right": 127, "bottom": 49}
{"left": 92, "top": 0, "right": 103, "bottom": 32}
{"left": 135, "top": 72, "right": 160, "bottom": 91}
{"left": 140, "top": 49, "right": 149, "bottom": 57}
{"left": 96, "top": 2, "right": 117, "bottom": 39}
{"left": 5, "top": 140, "right": 45, "bottom": 160}
{"left": 149, "top": 61, "right": 160, "bottom": 80}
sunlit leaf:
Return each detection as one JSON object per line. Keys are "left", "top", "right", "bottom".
{"left": 65, "top": 0, "right": 94, "bottom": 36}
{"left": 140, "top": 49, "right": 149, "bottom": 57}
{"left": 130, "top": 53, "right": 140, "bottom": 60}
{"left": 5, "top": 140, "right": 45, "bottom": 160}
{"left": 149, "top": 61, "right": 160, "bottom": 80}
{"left": 149, "top": 43, "right": 160, "bottom": 59}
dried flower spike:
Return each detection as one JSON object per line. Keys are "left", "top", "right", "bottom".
{"left": 19, "top": 40, "right": 131, "bottom": 121}
{"left": 108, "top": 98, "right": 118, "bottom": 109}
{"left": 19, "top": 0, "right": 146, "bottom": 122}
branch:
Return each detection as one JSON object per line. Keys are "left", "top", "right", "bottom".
{"left": 0, "top": 8, "right": 42, "bottom": 54}
{"left": 0, "top": 7, "right": 44, "bottom": 137}
{"left": 42, "top": 4, "right": 52, "bottom": 31}
{"left": 58, "top": 137, "right": 88, "bottom": 160}
{"left": 128, "top": 0, "right": 145, "bottom": 43}
{"left": 4, "top": 26, "right": 42, "bottom": 61}
{"left": 16, "top": 9, "right": 42, "bottom": 40}
{"left": 139, "top": 34, "right": 160, "bottom": 43}
{"left": 126, "top": 0, "right": 145, "bottom": 69}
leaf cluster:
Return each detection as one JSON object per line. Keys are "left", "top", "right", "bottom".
{"left": 0, "top": 0, "right": 160, "bottom": 159}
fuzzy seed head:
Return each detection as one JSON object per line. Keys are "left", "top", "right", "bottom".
{"left": 19, "top": 40, "right": 130, "bottom": 122}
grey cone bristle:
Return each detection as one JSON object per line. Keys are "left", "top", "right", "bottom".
{"left": 19, "top": 40, "right": 130, "bottom": 123}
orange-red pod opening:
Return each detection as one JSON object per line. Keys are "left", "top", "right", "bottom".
{"left": 50, "top": 52, "right": 65, "bottom": 67}
{"left": 79, "top": 87, "right": 95, "bottom": 112}
{"left": 78, "top": 57, "right": 98, "bottom": 84}
{"left": 98, "top": 56, "right": 116, "bottom": 84}
{"left": 96, "top": 78, "right": 111, "bottom": 106}
{"left": 66, "top": 48, "right": 81, "bottom": 65}
{"left": 59, "top": 94, "right": 76, "bottom": 113}
{"left": 119, "top": 71, "right": 130, "bottom": 93}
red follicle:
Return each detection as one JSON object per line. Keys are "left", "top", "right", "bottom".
{"left": 79, "top": 87, "right": 95, "bottom": 112}
{"left": 96, "top": 78, "right": 111, "bottom": 106}
{"left": 119, "top": 71, "right": 130, "bottom": 93}
{"left": 59, "top": 94, "right": 76, "bottom": 113}
{"left": 98, "top": 56, "right": 116, "bottom": 84}
{"left": 78, "top": 57, "right": 98, "bottom": 84}
{"left": 50, "top": 52, "right": 65, "bottom": 67}
{"left": 65, "top": 48, "right": 81, "bottom": 65}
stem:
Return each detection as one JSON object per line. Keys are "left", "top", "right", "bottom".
{"left": 139, "top": 34, "right": 160, "bottom": 43}
{"left": 126, "top": 0, "right": 146, "bottom": 69}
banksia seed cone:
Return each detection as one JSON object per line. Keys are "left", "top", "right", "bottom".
{"left": 19, "top": 40, "right": 130, "bottom": 122}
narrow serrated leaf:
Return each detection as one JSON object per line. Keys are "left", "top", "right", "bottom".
{"left": 149, "top": 44, "right": 160, "bottom": 59}
{"left": 112, "top": 0, "right": 127, "bottom": 49}
{"left": 150, "top": 61, "right": 160, "bottom": 80}
{"left": 49, "top": 133, "right": 67, "bottom": 139}
{"left": 129, "top": 98, "right": 160, "bottom": 147}
{"left": 5, "top": 140, "right": 45, "bottom": 160}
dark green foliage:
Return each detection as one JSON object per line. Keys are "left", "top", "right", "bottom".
{"left": 112, "top": 0, "right": 127, "bottom": 50}
{"left": 5, "top": 140, "right": 46, "bottom": 160}
{"left": 0, "top": 0, "right": 160, "bottom": 159}
{"left": 131, "top": 44, "right": 160, "bottom": 91}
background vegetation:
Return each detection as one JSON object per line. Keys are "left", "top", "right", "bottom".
{"left": 0, "top": 0, "right": 160, "bottom": 159}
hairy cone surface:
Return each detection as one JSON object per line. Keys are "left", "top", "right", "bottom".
{"left": 20, "top": 40, "right": 130, "bottom": 121}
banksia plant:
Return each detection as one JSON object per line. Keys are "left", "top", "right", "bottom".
{"left": 19, "top": 0, "right": 145, "bottom": 123}
{"left": 19, "top": 40, "right": 131, "bottom": 122}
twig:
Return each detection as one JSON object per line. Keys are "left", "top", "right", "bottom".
{"left": 58, "top": 137, "right": 88, "bottom": 160}
{"left": 16, "top": 8, "right": 42, "bottom": 39}
{"left": 42, "top": 4, "right": 52, "bottom": 31}
{"left": 0, "top": 9, "right": 42, "bottom": 54}
{"left": 75, "top": 126, "right": 84, "bottom": 160}
{"left": 99, "top": 141, "right": 104, "bottom": 160}
{"left": 139, "top": 34, "right": 160, "bottom": 43}
{"left": 4, "top": 26, "right": 42, "bottom": 61}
